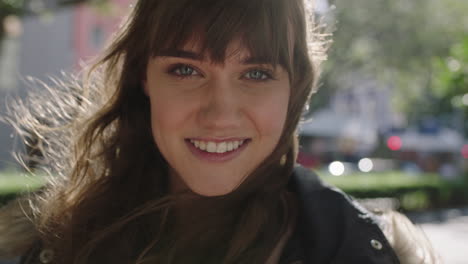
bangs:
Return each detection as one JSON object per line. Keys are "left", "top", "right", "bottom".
{"left": 146, "top": 0, "right": 293, "bottom": 69}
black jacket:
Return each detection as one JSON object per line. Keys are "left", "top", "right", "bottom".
{"left": 279, "top": 166, "right": 400, "bottom": 263}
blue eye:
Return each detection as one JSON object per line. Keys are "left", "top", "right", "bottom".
{"left": 244, "top": 69, "right": 272, "bottom": 81}
{"left": 169, "top": 64, "right": 199, "bottom": 77}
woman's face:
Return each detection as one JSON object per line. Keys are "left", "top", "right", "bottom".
{"left": 144, "top": 41, "right": 290, "bottom": 196}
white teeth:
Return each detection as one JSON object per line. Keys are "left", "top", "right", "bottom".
{"left": 207, "top": 142, "right": 217, "bottom": 152}
{"left": 199, "top": 141, "right": 206, "bottom": 150}
{"left": 190, "top": 139, "right": 245, "bottom": 153}
{"left": 216, "top": 142, "right": 227, "bottom": 153}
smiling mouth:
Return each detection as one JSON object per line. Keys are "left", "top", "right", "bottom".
{"left": 185, "top": 138, "right": 251, "bottom": 162}
{"left": 188, "top": 139, "right": 247, "bottom": 154}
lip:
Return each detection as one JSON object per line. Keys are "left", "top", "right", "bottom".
{"left": 189, "top": 137, "right": 248, "bottom": 142}
{"left": 185, "top": 138, "right": 251, "bottom": 162}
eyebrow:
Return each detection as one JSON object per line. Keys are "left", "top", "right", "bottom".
{"left": 156, "top": 49, "right": 274, "bottom": 65}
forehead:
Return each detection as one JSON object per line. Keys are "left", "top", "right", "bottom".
{"left": 157, "top": 39, "right": 276, "bottom": 65}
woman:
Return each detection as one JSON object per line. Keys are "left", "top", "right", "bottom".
{"left": 0, "top": 0, "right": 438, "bottom": 263}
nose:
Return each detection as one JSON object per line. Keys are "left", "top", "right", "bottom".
{"left": 198, "top": 78, "right": 242, "bottom": 130}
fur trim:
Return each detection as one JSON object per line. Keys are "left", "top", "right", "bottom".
{"left": 379, "top": 211, "right": 442, "bottom": 264}
{"left": 0, "top": 197, "right": 39, "bottom": 259}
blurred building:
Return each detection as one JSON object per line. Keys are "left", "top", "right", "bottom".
{"left": 0, "top": 0, "right": 132, "bottom": 170}
{"left": 298, "top": 74, "right": 466, "bottom": 175}
{"left": 299, "top": 74, "right": 401, "bottom": 167}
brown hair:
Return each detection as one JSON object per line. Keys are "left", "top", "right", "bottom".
{"left": 5, "top": 0, "right": 326, "bottom": 263}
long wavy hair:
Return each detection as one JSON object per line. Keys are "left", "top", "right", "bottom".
{"left": 5, "top": 0, "right": 327, "bottom": 263}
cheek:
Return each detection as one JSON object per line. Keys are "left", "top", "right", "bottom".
{"left": 151, "top": 100, "right": 176, "bottom": 128}
{"left": 254, "top": 88, "right": 290, "bottom": 138}
{"left": 147, "top": 85, "right": 192, "bottom": 133}
{"left": 147, "top": 90, "right": 178, "bottom": 149}
{"left": 149, "top": 99, "right": 190, "bottom": 148}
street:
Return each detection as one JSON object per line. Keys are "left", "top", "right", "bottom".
{"left": 410, "top": 207, "right": 468, "bottom": 264}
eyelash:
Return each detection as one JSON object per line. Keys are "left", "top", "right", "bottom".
{"left": 167, "top": 63, "right": 201, "bottom": 79}
{"left": 166, "top": 64, "right": 276, "bottom": 81}
{"left": 242, "top": 68, "right": 275, "bottom": 81}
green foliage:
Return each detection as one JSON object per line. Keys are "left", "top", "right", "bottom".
{"left": 314, "top": 0, "right": 468, "bottom": 120}
{"left": 400, "top": 191, "right": 430, "bottom": 211}
{"left": 431, "top": 37, "right": 468, "bottom": 135}
{"left": 0, "top": 170, "right": 44, "bottom": 193}
{"left": 0, "top": 170, "right": 45, "bottom": 206}
{"left": 0, "top": 0, "right": 25, "bottom": 15}
{"left": 329, "top": 0, "right": 447, "bottom": 70}
{"left": 320, "top": 171, "right": 468, "bottom": 211}
{"left": 321, "top": 171, "right": 441, "bottom": 192}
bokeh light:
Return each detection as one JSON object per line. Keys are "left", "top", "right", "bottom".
{"left": 462, "top": 94, "right": 468, "bottom": 106}
{"left": 387, "top": 136, "right": 402, "bottom": 151}
{"left": 358, "top": 158, "right": 374, "bottom": 172}
{"left": 329, "top": 161, "right": 345, "bottom": 176}
{"left": 3, "top": 15, "right": 23, "bottom": 37}
{"left": 462, "top": 145, "right": 468, "bottom": 159}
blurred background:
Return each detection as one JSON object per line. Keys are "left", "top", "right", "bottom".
{"left": 0, "top": 0, "right": 467, "bottom": 262}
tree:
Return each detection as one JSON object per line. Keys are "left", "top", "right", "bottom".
{"left": 431, "top": 38, "right": 468, "bottom": 136}
{"left": 314, "top": 0, "right": 468, "bottom": 124}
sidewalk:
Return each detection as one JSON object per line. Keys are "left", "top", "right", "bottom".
{"left": 408, "top": 207, "right": 468, "bottom": 264}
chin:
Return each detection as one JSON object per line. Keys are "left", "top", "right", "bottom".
{"left": 185, "top": 176, "right": 243, "bottom": 197}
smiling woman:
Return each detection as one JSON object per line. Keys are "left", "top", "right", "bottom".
{"left": 145, "top": 42, "right": 290, "bottom": 196}
{"left": 0, "top": 0, "right": 438, "bottom": 263}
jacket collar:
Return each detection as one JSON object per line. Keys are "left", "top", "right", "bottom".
{"left": 281, "top": 166, "right": 400, "bottom": 264}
